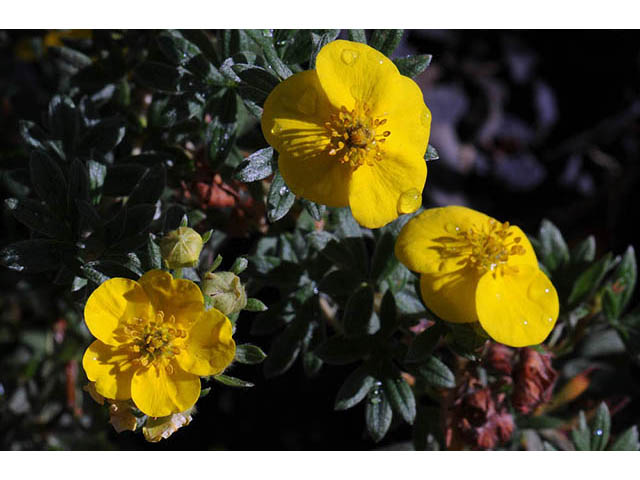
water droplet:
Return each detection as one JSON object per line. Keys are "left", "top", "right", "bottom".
{"left": 313, "top": 287, "right": 319, "bottom": 295}
{"left": 523, "top": 320, "right": 528, "bottom": 325}
{"left": 279, "top": 186, "right": 288, "bottom": 196}
{"left": 444, "top": 223, "right": 460, "bottom": 234}
{"left": 420, "top": 110, "right": 431, "bottom": 127}
{"left": 270, "top": 122, "right": 282, "bottom": 136}
{"left": 527, "top": 275, "right": 552, "bottom": 304}
{"left": 296, "top": 90, "right": 317, "bottom": 115}
{"left": 397, "top": 188, "right": 422, "bottom": 214}
{"left": 379, "top": 60, "right": 384, "bottom": 64}
{"left": 340, "top": 49, "right": 359, "bottom": 65}
{"left": 548, "top": 317, "right": 554, "bottom": 322}
{"left": 595, "top": 429, "right": 603, "bottom": 436}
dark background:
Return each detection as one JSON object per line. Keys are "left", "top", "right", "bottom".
{"left": 1, "top": 30, "right": 639, "bottom": 450}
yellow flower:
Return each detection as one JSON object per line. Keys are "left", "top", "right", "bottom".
{"left": 82, "top": 270, "right": 235, "bottom": 418}
{"left": 261, "top": 39, "right": 431, "bottom": 229}
{"left": 395, "top": 206, "right": 559, "bottom": 347}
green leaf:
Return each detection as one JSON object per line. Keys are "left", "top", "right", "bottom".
{"left": 245, "top": 29, "right": 292, "bottom": 80}
{"left": 537, "top": 219, "right": 569, "bottom": 272}
{"left": 347, "top": 30, "right": 367, "bottom": 44}
{"left": 590, "top": 402, "right": 611, "bottom": 450}
{"left": 213, "top": 374, "right": 254, "bottom": 388}
{"left": 234, "top": 64, "right": 280, "bottom": 115}
{"left": 425, "top": 144, "right": 439, "bottom": 162}
{"left": 406, "top": 323, "right": 445, "bottom": 363}
{"left": 394, "top": 54, "right": 433, "bottom": 78}
{"left": 415, "top": 356, "right": 455, "bottom": 388}
{"left": 365, "top": 385, "right": 392, "bottom": 442}
{"left": 157, "top": 30, "right": 201, "bottom": 66}
{"left": 234, "top": 147, "right": 274, "bottom": 182}
{"left": 318, "top": 269, "right": 363, "bottom": 299}
{"left": 315, "top": 336, "right": 373, "bottom": 365}
{"left": 230, "top": 256, "right": 249, "bottom": 274}
{"left": 245, "top": 298, "right": 268, "bottom": 312}
{"left": 370, "top": 231, "right": 396, "bottom": 284}
{"left": 571, "top": 235, "right": 596, "bottom": 264}
{"left": 368, "top": 29, "right": 403, "bottom": 56}
{"left": 343, "top": 283, "right": 377, "bottom": 336}
{"left": 610, "top": 426, "right": 639, "bottom": 451}
{"left": 335, "top": 366, "right": 376, "bottom": 411}
{"left": 263, "top": 318, "right": 310, "bottom": 378}
{"left": 29, "top": 150, "right": 67, "bottom": 216}
{"left": 382, "top": 373, "right": 416, "bottom": 424}
{"left": 5, "top": 198, "right": 70, "bottom": 239}
{"left": 0, "top": 239, "right": 73, "bottom": 273}
{"left": 301, "top": 199, "right": 325, "bottom": 222}
{"left": 603, "top": 246, "right": 637, "bottom": 320}
{"left": 127, "top": 165, "right": 166, "bottom": 206}
{"left": 145, "top": 235, "right": 162, "bottom": 270}
{"left": 134, "top": 61, "right": 192, "bottom": 94}
{"left": 206, "top": 89, "right": 238, "bottom": 165}
{"left": 235, "top": 344, "right": 267, "bottom": 364}
{"left": 266, "top": 170, "right": 295, "bottom": 223}
{"left": 378, "top": 289, "right": 398, "bottom": 337}
{"left": 80, "top": 117, "right": 125, "bottom": 154}
{"left": 571, "top": 411, "right": 591, "bottom": 451}
{"left": 568, "top": 252, "right": 613, "bottom": 305}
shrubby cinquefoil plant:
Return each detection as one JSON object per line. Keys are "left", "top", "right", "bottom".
{"left": 1, "top": 29, "right": 639, "bottom": 450}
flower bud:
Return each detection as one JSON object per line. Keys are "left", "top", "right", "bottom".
{"left": 201, "top": 271, "right": 247, "bottom": 315}
{"left": 159, "top": 227, "right": 203, "bottom": 269}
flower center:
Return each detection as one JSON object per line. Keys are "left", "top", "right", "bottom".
{"left": 124, "top": 311, "right": 186, "bottom": 370}
{"left": 324, "top": 103, "right": 390, "bottom": 169}
{"left": 436, "top": 219, "right": 527, "bottom": 275}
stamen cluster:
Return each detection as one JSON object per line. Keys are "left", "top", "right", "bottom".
{"left": 123, "top": 311, "right": 186, "bottom": 370}
{"left": 324, "top": 103, "right": 391, "bottom": 169}
{"left": 438, "top": 219, "right": 527, "bottom": 275}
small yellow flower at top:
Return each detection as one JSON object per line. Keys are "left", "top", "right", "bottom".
{"left": 82, "top": 270, "right": 235, "bottom": 418}
{"left": 395, "top": 206, "right": 559, "bottom": 347}
{"left": 261, "top": 39, "right": 431, "bottom": 229}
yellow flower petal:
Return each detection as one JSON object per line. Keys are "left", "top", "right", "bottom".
{"left": 374, "top": 74, "right": 431, "bottom": 159}
{"left": 177, "top": 309, "right": 236, "bottom": 376}
{"left": 396, "top": 206, "right": 491, "bottom": 274}
{"left": 476, "top": 265, "right": 559, "bottom": 347}
{"left": 261, "top": 69, "right": 351, "bottom": 207}
{"left": 315, "top": 40, "right": 399, "bottom": 111}
{"left": 395, "top": 206, "right": 539, "bottom": 275}
{"left": 84, "top": 278, "right": 151, "bottom": 346}
{"left": 138, "top": 270, "right": 204, "bottom": 324}
{"left": 420, "top": 271, "right": 481, "bottom": 324}
{"left": 82, "top": 340, "right": 135, "bottom": 401}
{"left": 348, "top": 151, "right": 427, "bottom": 229}
{"left": 131, "top": 362, "right": 200, "bottom": 417}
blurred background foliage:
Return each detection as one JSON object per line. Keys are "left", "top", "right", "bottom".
{"left": 1, "top": 29, "right": 640, "bottom": 450}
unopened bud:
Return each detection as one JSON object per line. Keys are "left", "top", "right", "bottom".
{"left": 202, "top": 271, "right": 247, "bottom": 315}
{"left": 159, "top": 226, "right": 203, "bottom": 269}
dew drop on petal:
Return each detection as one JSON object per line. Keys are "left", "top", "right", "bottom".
{"left": 420, "top": 110, "right": 431, "bottom": 127}
{"left": 595, "top": 429, "right": 603, "bottom": 436}
{"left": 527, "top": 274, "right": 551, "bottom": 304}
{"left": 397, "top": 188, "right": 422, "bottom": 214}
{"left": 444, "top": 222, "right": 460, "bottom": 234}
{"left": 340, "top": 49, "right": 359, "bottom": 65}
{"left": 270, "top": 122, "right": 282, "bottom": 136}
{"left": 279, "top": 186, "right": 288, "bottom": 196}
{"left": 296, "top": 90, "right": 317, "bottom": 115}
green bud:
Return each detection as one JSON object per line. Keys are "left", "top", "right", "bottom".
{"left": 159, "top": 226, "right": 203, "bottom": 269}
{"left": 202, "top": 271, "right": 247, "bottom": 315}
